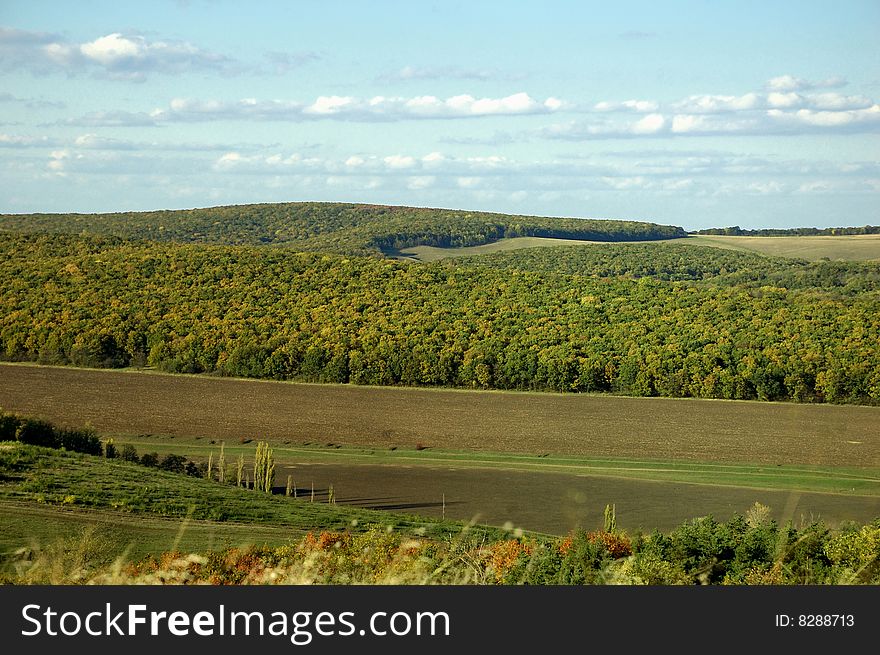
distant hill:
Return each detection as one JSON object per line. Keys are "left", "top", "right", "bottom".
{"left": 0, "top": 202, "right": 686, "bottom": 256}
{"left": 693, "top": 225, "right": 880, "bottom": 237}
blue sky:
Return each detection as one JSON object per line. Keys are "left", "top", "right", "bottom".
{"left": 1, "top": 0, "right": 878, "bottom": 229}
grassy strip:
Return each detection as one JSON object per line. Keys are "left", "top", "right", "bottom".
{"left": 0, "top": 443, "right": 507, "bottom": 542}
{"left": 0, "top": 501, "right": 315, "bottom": 564}
{"left": 121, "top": 437, "right": 880, "bottom": 497}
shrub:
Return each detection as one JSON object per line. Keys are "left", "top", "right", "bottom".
{"left": 555, "top": 531, "right": 614, "bottom": 584}
{"left": 104, "top": 438, "right": 117, "bottom": 459}
{"left": 159, "top": 453, "right": 187, "bottom": 474}
{"left": 15, "top": 418, "right": 59, "bottom": 448}
{"left": 780, "top": 522, "right": 833, "bottom": 583}
{"left": 120, "top": 444, "right": 139, "bottom": 462}
{"left": 0, "top": 411, "right": 22, "bottom": 440}
{"left": 615, "top": 552, "right": 691, "bottom": 585}
{"left": 140, "top": 452, "right": 160, "bottom": 468}
{"left": 588, "top": 530, "right": 633, "bottom": 558}
{"left": 824, "top": 524, "right": 880, "bottom": 582}
{"left": 57, "top": 427, "right": 103, "bottom": 456}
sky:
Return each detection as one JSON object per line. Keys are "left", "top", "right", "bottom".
{"left": 1, "top": 0, "right": 878, "bottom": 229}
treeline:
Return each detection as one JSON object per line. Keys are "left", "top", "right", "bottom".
{"left": 456, "top": 242, "right": 880, "bottom": 294}
{"left": 693, "top": 225, "right": 880, "bottom": 236}
{"left": 2, "top": 233, "right": 878, "bottom": 404}
{"left": 0, "top": 409, "right": 102, "bottom": 455}
{"left": 0, "top": 408, "right": 276, "bottom": 488}
{"left": 0, "top": 202, "right": 686, "bottom": 256}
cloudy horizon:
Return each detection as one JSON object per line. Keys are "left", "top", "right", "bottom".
{"left": 1, "top": 1, "right": 878, "bottom": 229}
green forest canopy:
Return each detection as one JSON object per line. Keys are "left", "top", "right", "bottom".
{"left": 2, "top": 232, "right": 878, "bottom": 404}
{"left": 0, "top": 202, "right": 687, "bottom": 256}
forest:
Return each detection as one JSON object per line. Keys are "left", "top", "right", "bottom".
{"left": 693, "top": 225, "right": 880, "bottom": 236}
{"left": 1, "top": 230, "right": 878, "bottom": 404}
{"left": 0, "top": 202, "right": 686, "bottom": 256}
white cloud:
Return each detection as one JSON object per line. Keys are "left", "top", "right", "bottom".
{"left": 594, "top": 99, "right": 659, "bottom": 113}
{"left": 383, "top": 155, "right": 416, "bottom": 169}
{"left": 304, "top": 96, "right": 356, "bottom": 115}
{"left": 456, "top": 177, "right": 482, "bottom": 188}
{"left": 630, "top": 113, "right": 666, "bottom": 135}
{"left": 135, "top": 92, "right": 565, "bottom": 124}
{"left": 767, "top": 104, "right": 880, "bottom": 129}
{"left": 765, "top": 74, "right": 846, "bottom": 92}
{"left": 407, "top": 175, "right": 436, "bottom": 190}
{"left": 2, "top": 28, "right": 231, "bottom": 80}
{"left": 543, "top": 78, "right": 880, "bottom": 140}
{"left": 0, "top": 133, "right": 57, "bottom": 147}
{"left": 47, "top": 149, "right": 70, "bottom": 175}
{"left": 671, "top": 93, "right": 762, "bottom": 113}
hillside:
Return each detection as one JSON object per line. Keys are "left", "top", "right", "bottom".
{"left": 0, "top": 202, "right": 687, "bottom": 256}
{"left": 1, "top": 233, "right": 878, "bottom": 403}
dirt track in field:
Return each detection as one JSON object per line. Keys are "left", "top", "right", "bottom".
{"left": 1, "top": 363, "right": 877, "bottom": 467}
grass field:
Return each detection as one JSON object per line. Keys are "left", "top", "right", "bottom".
{"left": 0, "top": 443, "right": 498, "bottom": 566}
{"left": 394, "top": 234, "right": 880, "bottom": 262}
{"left": 1, "top": 363, "right": 877, "bottom": 534}
{"left": 689, "top": 234, "right": 880, "bottom": 261}
{"left": 396, "top": 236, "right": 615, "bottom": 261}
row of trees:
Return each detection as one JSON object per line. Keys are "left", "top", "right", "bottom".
{"left": 2, "top": 234, "right": 878, "bottom": 404}
{"left": 693, "top": 225, "right": 880, "bottom": 236}
{"left": 1, "top": 408, "right": 283, "bottom": 495}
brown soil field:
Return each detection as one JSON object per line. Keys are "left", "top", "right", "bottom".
{"left": 279, "top": 463, "right": 880, "bottom": 534}
{"left": 1, "top": 363, "right": 877, "bottom": 467}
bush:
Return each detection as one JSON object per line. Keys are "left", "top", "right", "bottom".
{"left": 104, "top": 439, "right": 117, "bottom": 459}
{"left": 120, "top": 444, "right": 139, "bottom": 462}
{"left": 0, "top": 411, "right": 22, "bottom": 440}
{"left": 140, "top": 452, "right": 160, "bottom": 468}
{"left": 159, "top": 453, "right": 187, "bottom": 474}
{"left": 781, "top": 522, "right": 833, "bottom": 583}
{"left": 824, "top": 524, "right": 880, "bottom": 582}
{"left": 15, "top": 418, "right": 59, "bottom": 448}
{"left": 57, "top": 427, "right": 103, "bottom": 456}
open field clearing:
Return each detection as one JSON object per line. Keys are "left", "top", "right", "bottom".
{"left": 272, "top": 462, "right": 880, "bottom": 534}
{"left": 394, "top": 234, "right": 880, "bottom": 262}
{"left": 689, "top": 234, "right": 880, "bottom": 261}
{"left": 396, "top": 236, "right": 620, "bottom": 261}
{"left": 2, "top": 363, "right": 877, "bottom": 468}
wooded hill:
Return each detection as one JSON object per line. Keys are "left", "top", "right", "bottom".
{"left": 0, "top": 202, "right": 686, "bottom": 256}
{"left": 2, "top": 233, "right": 878, "bottom": 404}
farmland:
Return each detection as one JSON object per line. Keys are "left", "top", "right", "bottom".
{"left": 395, "top": 234, "right": 880, "bottom": 263}
{"left": 689, "top": 234, "right": 880, "bottom": 261}
{"left": 1, "top": 363, "right": 877, "bottom": 535}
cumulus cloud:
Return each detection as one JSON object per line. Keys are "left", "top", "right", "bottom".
{"left": 100, "top": 92, "right": 567, "bottom": 125}
{"left": 59, "top": 110, "right": 163, "bottom": 127}
{"left": 542, "top": 76, "right": 880, "bottom": 140}
{"left": 765, "top": 74, "right": 847, "bottom": 92}
{"left": 0, "top": 26, "right": 232, "bottom": 80}
{"left": 594, "top": 99, "right": 659, "bottom": 113}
